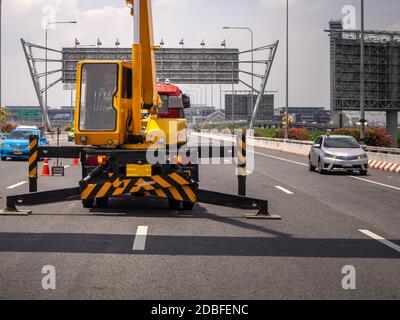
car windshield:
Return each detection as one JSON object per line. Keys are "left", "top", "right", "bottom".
{"left": 324, "top": 137, "right": 360, "bottom": 149}
{"left": 7, "top": 130, "right": 38, "bottom": 140}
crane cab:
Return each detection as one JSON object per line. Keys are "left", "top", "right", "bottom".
{"left": 74, "top": 61, "right": 190, "bottom": 148}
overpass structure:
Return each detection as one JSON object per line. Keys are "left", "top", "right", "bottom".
{"left": 21, "top": 40, "right": 278, "bottom": 132}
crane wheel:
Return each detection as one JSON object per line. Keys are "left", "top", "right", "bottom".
{"left": 96, "top": 197, "right": 109, "bottom": 208}
{"left": 82, "top": 199, "right": 95, "bottom": 209}
{"left": 182, "top": 202, "right": 195, "bottom": 211}
{"left": 168, "top": 199, "right": 181, "bottom": 210}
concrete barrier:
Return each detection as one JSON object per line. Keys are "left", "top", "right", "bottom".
{"left": 191, "top": 132, "right": 400, "bottom": 174}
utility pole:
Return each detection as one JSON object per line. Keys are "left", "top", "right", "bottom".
{"left": 285, "top": 0, "right": 289, "bottom": 140}
{"left": 0, "top": 0, "right": 2, "bottom": 108}
{"left": 360, "top": 0, "right": 366, "bottom": 144}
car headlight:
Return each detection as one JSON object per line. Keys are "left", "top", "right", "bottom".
{"left": 323, "top": 152, "right": 337, "bottom": 159}
{"left": 1, "top": 144, "right": 10, "bottom": 148}
{"left": 359, "top": 154, "right": 368, "bottom": 159}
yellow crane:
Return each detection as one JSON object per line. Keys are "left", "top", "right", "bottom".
{"left": 74, "top": 0, "right": 187, "bottom": 148}
{"left": 2, "top": 0, "right": 274, "bottom": 219}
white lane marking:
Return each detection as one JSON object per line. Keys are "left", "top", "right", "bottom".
{"left": 275, "top": 186, "right": 294, "bottom": 195}
{"left": 133, "top": 226, "right": 149, "bottom": 251}
{"left": 6, "top": 181, "right": 27, "bottom": 189}
{"left": 350, "top": 176, "right": 400, "bottom": 192}
{"left": 359, "top": 229, "right": 400, "bottom": 253}
{"left": 252, "top": 151, "right": 308, "bottom": 167}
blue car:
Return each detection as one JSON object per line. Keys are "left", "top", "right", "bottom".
{"left": 0, "top": 128, "right": 49, "bottom": 161}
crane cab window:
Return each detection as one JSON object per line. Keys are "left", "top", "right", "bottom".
{"left": 79, "top": 63, "right": 118, "bottom": 132}
{"left": 122, "top": 67, "right": 132, "bottom": 99}
{"left": 159, "top": 94, "right": 169, "bottom": 114}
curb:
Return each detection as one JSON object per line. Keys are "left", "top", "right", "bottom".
{"left": 368, "top": 160, "right": 400, "bottom": 174}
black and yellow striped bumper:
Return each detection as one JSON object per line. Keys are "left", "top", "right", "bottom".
{"left": 80, "top": 173, "right": 198, "bottom": 203}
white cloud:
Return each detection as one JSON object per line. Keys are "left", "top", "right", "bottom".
{"left": 2, "top": 0, "right": 399, "bottom": 110}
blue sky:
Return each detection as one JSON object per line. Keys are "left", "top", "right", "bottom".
{"left": 2, "top": 0, "right": 400, "bottom": 109}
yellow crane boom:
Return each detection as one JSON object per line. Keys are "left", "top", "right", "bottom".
{"left": 126, "top": 0, "right": 160, "bottom": 137}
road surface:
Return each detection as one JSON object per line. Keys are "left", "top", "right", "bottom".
{"left": 0, "top": 140, "right": 399, "bottom": 299}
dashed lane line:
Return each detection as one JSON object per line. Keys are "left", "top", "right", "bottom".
{"left": 6, "top": 181, "right": 27, "bottom": 189}
{"left": 275, "top": 186, "right": 294, "bottom": 195}
{"left": 133, "top": 226, "right": 149, "bottom": 251}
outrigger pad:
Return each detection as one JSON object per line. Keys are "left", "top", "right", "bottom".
{"left": 0, "top": 207, "right": 32, "bottom": 216}
{"left": 246, "top": 213, "right": 282, "bottom": 220}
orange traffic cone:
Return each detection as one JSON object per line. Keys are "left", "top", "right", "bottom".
{"left": 41, "top": 158, "right": 51, "bottom": 176}
{"left": 72, "top": 158, "right": 79, "bottom": 166}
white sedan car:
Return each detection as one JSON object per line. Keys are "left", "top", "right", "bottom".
{"left": 309, "top": 135, "right": 369, "bottom": 175}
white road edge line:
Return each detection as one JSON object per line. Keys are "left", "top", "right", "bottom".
{"left": 350, "top": 176, "right": 400, "bottom": 191}
{"left": 133, "top": 226, "right": 149, "bottom": 251}
{"left": 275, "top": 186, "right": 294, "bottom": 195}
{"left": 6, "top": 181, "right": 28, "bottom": 189}
{"left": 252, "top": 151, "right": 308, "bottom": 167}
{"left": 359, "top": 229, "right": 400, "bottom": 253}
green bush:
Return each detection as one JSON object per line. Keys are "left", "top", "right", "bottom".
{"left": 254, "top": 128, "right": 279, "bottom": 138}
{"left": 309, "top": 130, "right": 326, "bottom": 142}
{"left": 334, "top": 127, "right": 393, "bottom": 147}
{"left": 398, "top": 131, "right": 400, "bottom": 147}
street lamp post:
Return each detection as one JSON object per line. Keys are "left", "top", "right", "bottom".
{"left": 285, "top": 0, "right": 289, "bottom": 140}
{"left": 360, "top": 0, "right": 366, "bottom": 144}
{"left": 223, "top": 26, "right": 254, "bottom": 128}
{"left": 220, "top": 40, "right": 227, "bottom": 125}
{"left": 45, "top": 20, "right": 76, "bottom": 131}
{"left": 115, "top": 38, "right": 120, "bottom": 59}
{"left": 0, "top": 0, "right": 2, "bottom": 109}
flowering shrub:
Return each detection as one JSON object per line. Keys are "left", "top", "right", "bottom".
{"left": 334, "top": 128, "right": 393, "bottom": 147}
{"left": 278, "top": 128, "right": 311, "bottom": 141}
{"left": 0, "top": 122, "right": 17, "bottom": 133}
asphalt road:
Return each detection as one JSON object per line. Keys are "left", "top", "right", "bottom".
{"left": 0, "top": 138, "right": 399, "bottom": 300}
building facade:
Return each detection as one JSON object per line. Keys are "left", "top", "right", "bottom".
{"left": 225, "top": 94, "right": 274, "bottom": 121}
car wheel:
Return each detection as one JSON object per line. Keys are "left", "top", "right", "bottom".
{"left": 360, "top": 170, "right": 368, "bottom": 176}
{"left": 309, "top": 158, "right": 316, "bottom": 172}
{"left": 1, "top": 157, "right": 6, "bottom": 161}
{"left": 318, "top": 159, "right": 326, "bottom": 175}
